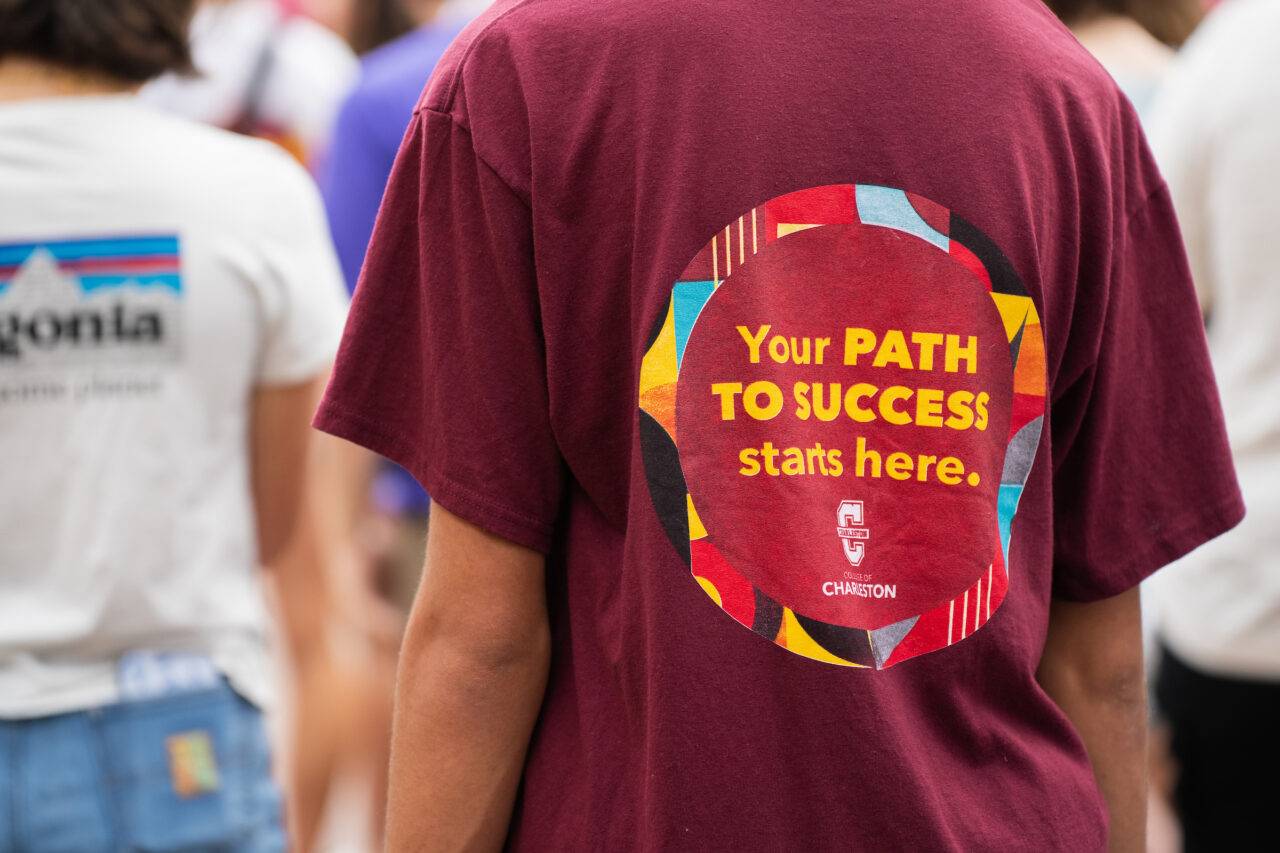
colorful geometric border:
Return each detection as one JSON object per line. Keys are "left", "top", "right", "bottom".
{"left": 638, "top": 185, "right": 1046, "bottom": 668}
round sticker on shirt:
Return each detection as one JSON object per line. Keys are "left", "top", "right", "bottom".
{"left": 638, "top": 185, "right": 1046, "bottom": 669}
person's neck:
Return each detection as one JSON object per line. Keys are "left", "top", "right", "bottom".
{"left": 408, "top": 0, "right": 449, "bottom": 27}
{"left": 0, "top": 58, "right": 138, "bottom": 104}
{"left": 1069, "top": 13, "right": 1174, "bottom": 78}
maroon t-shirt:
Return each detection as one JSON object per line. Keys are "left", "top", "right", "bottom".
{"left": 316, "top": 0, "right": 1244, "bottom": 848}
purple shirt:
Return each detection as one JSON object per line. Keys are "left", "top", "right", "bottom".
{"left": 321, "top": 19, "right": 467, "bottom": 295}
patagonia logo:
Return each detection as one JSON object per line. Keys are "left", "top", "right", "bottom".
{"left": 0, "top": 236, "right": 183, "bottom": 366}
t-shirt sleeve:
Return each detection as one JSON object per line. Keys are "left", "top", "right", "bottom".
{"left": 314, "top": 109, "right": 564, "bottom": 553}
{"left": 253, "top": 154, "right": 351, "bottom": 386}
{"left": 1049, "top": 181, "right": 1244, "bottom": 602}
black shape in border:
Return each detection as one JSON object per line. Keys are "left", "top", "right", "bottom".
{"left": 1009, "top": 314, "right": 1026, "bottom": 366}
{"left": 638, "top": 409, "right": 690, "bottom": 567}
{"left": 949, "top": 213, "right": 1028, "bottom": 298}
{"left": 644, "top": 297, "right": 671, "bottom": 352}
{"left": 793, "top": 612, "right": 877, "bottom": 667}
{"left": 751, "top": 587, "right": 785, "bottom": 640}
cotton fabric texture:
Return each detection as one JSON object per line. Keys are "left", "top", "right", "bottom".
{"left": 320, "top": 17, "right": 472, "bottom": 518}
{"left": 317, "top": 0, "right": 1242, "bottom": 849}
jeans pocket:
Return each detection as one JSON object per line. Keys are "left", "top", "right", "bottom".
{"left": 102, "top": 685, "right": 283, "bottom": 853}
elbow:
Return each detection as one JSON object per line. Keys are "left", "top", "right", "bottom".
{"left": 1037, "top": 589, "right": 1148, "bottom": 717}
{"left": 1093, "top": 665, "right": 1148, "bottom": 714}
{"left": 1038, "top": 652, "right": 1148, "bottom": 718}
{"left": 401, "top": 603, "right": 552, "bottom": 690}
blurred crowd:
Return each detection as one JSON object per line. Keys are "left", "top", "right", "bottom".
{"left": 0, "top": 1, "right": 1276, "bottom": 851}
{"left": 0, "top": 2, "right": 484, "bottom": 850}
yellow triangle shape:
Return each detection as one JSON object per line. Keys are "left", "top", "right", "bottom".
{"left": 990, "top": 293, "right": 1039, "bottom": 342}
{"left": 687, "top": 495, "right": 708, "bottom": 540}
{"left": 780, "top": 609, "right": 865, "bottom": 667}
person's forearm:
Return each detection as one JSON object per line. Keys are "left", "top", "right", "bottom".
{"left": 250, "top": 374, "right": 328, "bottom": 564}
{"left": 1043, "top": 665, "right": 1147, "bottom": 851}
{"left": 385, "top": 625, "right": 550, "bottom": 852}
{"left": 1037, "top": 590, "right": 1148, "bottom": 853}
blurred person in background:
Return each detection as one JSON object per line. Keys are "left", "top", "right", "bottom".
{"left": 1146, "top": 1, "right": 1280, "bottom": 849}
{"left": 281, "top": 3, "right": 483, "bottom": 850}
{"left": 319, "top": 0, "right": 479, "bottom": 597}
{"left": 140, "top": 0, "right": 358, "bottom": 164}
{"left": 323, "top": 0, "right": 477, "bottom": 299}
{"left": 298, "top": 0, "right": 414, "bottom": 54}
{"left": 0, "top": 0, "right": 348, "bottom": 850}
{"left": 141, "top": 4, "right": 437, "bottom": 849}
{"left": 1042, "top": 0, "right": 1203, "bottom": 116}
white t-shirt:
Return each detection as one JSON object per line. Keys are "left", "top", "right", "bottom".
{"left": 0, "top": 94, "right": 348, "bottom": 717}
{"left": 141, "top": 0, "right": 358, "bottom": 163}
{"left": 1146, "top": 0, "right": 1280, "bottom": 680}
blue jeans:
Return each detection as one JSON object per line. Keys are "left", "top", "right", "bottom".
{"left": 0, "top": 682, "right": 286, "bottom": 852}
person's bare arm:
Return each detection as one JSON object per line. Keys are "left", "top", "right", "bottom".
{"left": 270, "top": 427, "right": 396, "bottom": 853}
{"left": 1036, "top": 587, "right": 1147, "bottom": 853}
{"left": 249, "top": 375, "right": 327, "bottom": 564}
{"left": 386, "top": 504, "right": 551, "bottom": 852}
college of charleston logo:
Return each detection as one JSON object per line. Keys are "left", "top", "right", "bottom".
{"left": 836, "top": 500, "right": 868, "bottom": 568}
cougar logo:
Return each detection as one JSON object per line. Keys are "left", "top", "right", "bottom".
{"left": 837, "top": 500, "right": 869, "bottom": 567}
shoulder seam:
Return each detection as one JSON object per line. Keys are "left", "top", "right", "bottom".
{"left": 418, "top": 106, "right": 532, "bottom": 209}
{"left": 424, "top": 0, "right": 544, "bottom": 114}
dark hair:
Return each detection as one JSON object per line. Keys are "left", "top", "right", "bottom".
{"left": 1043, "top": 0, "right": 1204, "bottom": 47}
{"left": 347, "top": 0, "right": 416, "bottom": 56}
{"left": 0, "top": 0, "right": 199, "bottom": 82}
